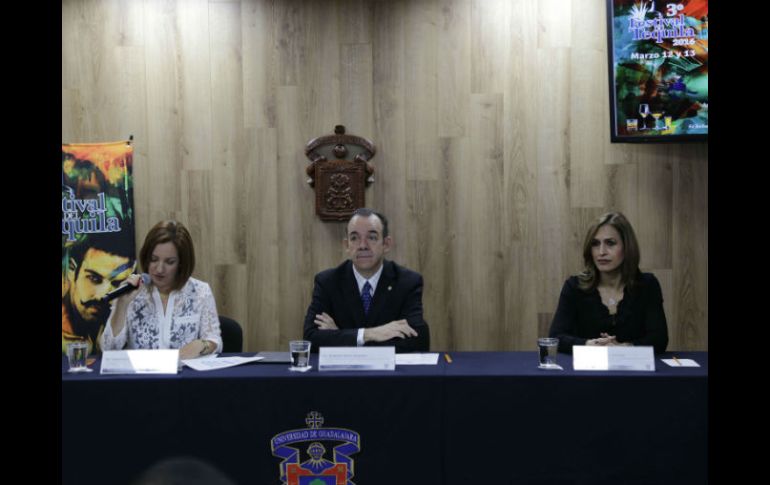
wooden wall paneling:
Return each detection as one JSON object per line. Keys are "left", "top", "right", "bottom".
{"left": 121, "top": 0, "right": 150, "bottom": 242}
{"left": 61, "top": 1, "right": 82, "bottom": 100}
{"left": 338, "top": 0, "right": 376, "bottom": 219}
{"left": 181, "top": 170, "right": 215, "bottom": 287}
{"left": 444, "top": 135, "right": 471, "bottom": 350}
{"left": 470, "top": 0, "right": 510, "bottom": 95}
{"left": 537, "top": 312, "right": 553, "bottom": 342}
{"left": 437, "top": 0, "right": 470, "bottom": 138}
{"left": 245, "top": 128, "right": 281, "bottom": 351}
{"left": 115, "top": 43, "right": 148, "bottom": 165}
{"left": 143, "top": 0, "right": 182, "bottom": 228}
{"left": 300, "top": 1, "right": 347, "bottom": 303}
{"left": 209, "top": 1, "right": 247, "bottom": 266}
{"left": 339, "top": 62, "right": 376, "bottom": 231}
{"left": 275, "top": 0, "right": 305, "bottom": 87}
{"left": 465, "top": 93, "right": 505, "bottom": 349}
{"left": 177, "top": 0, "right": 213, "bottom": 171}
{"left": 568, "top": 6, "right": 607, "bottom": 208}
{"left": 371, "top": 1, "right": 408, "bottom": 264}
{"left": 534, "top": 1, "right": 572, "bottom": 321}
{"left": 114, "top": 0, "right": 147, "bottom": 148}
{"left": 605, "top": 162, "right": 639, "bottom": 222}
{"left": 214, "top": 263, "right": 249, "bottom": 334}
{"left": 690, "top": 145, "right": 708, "bottom": 350}
{"left": 61, "top": 87, "right": 84, "bottom": 144}
{"left": 242, "top": 0, "right": 277, "bottom": 129}
{"left": 636, "top": 147, "right": 674, "bottom": 269}
{"left": 407, "top": 180, "right": 449, "bottom": 351}
{"left": 534, "top": 47, "right": 571, "bottom": 312}
{"left": 672, "top": 145, "right": 708, "bottom": 350}
{"left": 338, "top": 0, "right": 373, "bottom": 45}
{"left": 340, "top": 44, "right": 374, "bottom": 145}
{"left": 403, "top": 0, "right": 440, "bottom": 187}
{"left": 276, "top": 85, "right": 314, "bottom": 343}
{"left": 537, "top": 0, "right": 572, "bottom": 49}
{"left": 72, "top": 0, "right": 118, "bottom": 138}
{"left": 302, "top": 0, "right": 341, "bottom": 140}
{"left": 503, "top": 0, "right": 543, "bottom": 350}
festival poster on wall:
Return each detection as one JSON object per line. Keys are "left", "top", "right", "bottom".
{"left": 62, "top": 141, "right": 136, "bottom": 355}
{"left": 606, "top": 0, "right": 708, "bottom": 142}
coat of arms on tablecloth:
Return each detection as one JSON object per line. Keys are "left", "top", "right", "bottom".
{"left": 271, "top": 411, "right": 361, "bottom": 485}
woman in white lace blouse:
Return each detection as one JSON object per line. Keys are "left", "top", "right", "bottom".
{"left": 100, "top": 220, "right": 222, "bottom": 359}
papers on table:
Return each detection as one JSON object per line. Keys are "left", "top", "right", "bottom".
{"left": 661, "top": 358, "right": 700, "bottom": 367}
{"left": 101, "top": 349, "right": 180, "bottom": 375}
{"left": 182, "top": 354, "right": 264, "bottom": 371}
{"left": 395, "top": 353, "right": 439, "bottom": 365}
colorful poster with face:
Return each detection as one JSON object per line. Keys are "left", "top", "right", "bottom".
{"left": 62, "top": 141, "right": 136, "bottom": 355}
{"left": 607, "top": 0, "right": 708, "bottom": 142}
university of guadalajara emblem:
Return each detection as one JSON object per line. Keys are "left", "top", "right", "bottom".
{"left": 271, "top": 411, "right": 361, "bottom": 485}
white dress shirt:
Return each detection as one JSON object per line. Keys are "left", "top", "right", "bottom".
{"left": 352, "top": 264, "right": 383, "bottom": 346}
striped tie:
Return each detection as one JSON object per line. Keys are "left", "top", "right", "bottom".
{"left": 361, "top": 281, "right": 373, "bottom": 315}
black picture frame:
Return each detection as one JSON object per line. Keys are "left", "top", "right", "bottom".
{"left": 606, "top": 0, "right": 708, "bottom": 143}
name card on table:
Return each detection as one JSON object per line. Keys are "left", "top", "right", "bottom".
{"left": 573, "top": 346, "right": 655, "bottom": 371}
{"left": 100, "top": 349, "right": 179, "bottom": 375}
{"left": 318, "top": 347, "right": 395, "bottom": 371}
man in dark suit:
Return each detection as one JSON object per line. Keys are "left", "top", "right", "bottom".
{"left": 303, "top": 208, "right": 429, "bottom": 352}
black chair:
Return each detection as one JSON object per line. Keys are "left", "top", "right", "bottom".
{"left": 218, "top": 316, "right": 243, "bottom": 353}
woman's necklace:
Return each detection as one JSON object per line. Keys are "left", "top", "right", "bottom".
{"left": 601, "top": 285, "right": 623, "bottom": 315}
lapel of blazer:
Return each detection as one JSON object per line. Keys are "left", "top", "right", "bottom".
{"left": 367, "top": 260, "right": 395, "bottom": 325}
{"left": 342, "top": 261, "right": 367, "bottom": 326}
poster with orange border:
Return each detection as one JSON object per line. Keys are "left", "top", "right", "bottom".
{"left": 62, "top": 141, "right": 136, "bottom": 355}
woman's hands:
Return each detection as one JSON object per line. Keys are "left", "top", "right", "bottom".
{"left": 586, "top": 333, "right": 632, "bottom": 346}
{"left": 180, "top": 339, "right": 212, "bottom": 360}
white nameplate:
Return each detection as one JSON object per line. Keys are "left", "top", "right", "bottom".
{"left": 318, "top": 347, "right": 395, "bottom": 371}
{"left": 573, "top": 346, "right": 655, "bottom": 371}
{"left": 100, "top": 349, "right": 180, "bottom": 375}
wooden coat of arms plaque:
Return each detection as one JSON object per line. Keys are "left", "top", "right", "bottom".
{"left": 305, "top": 125, "right": 376, "bottom": 221}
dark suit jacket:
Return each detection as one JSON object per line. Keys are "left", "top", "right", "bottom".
{"left": 303, "top": 260, "right": 430, "bottom": 353}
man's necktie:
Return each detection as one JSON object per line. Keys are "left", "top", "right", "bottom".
{"left": 361, "top": 281, "right": 373, "bottom": 315}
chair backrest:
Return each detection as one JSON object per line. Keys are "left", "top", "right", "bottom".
{"left": 218, "top": 316, "right": 243, "bottom": 353}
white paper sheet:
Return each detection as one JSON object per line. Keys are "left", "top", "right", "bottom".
{"left": 182, "top": 354, "right": 264, "bottom": 371}
{"left": 661, "top": 358, "right": 700, "bottom": 367}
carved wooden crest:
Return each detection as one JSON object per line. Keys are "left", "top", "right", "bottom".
{"left": 305, "top": 125, "right": 376, "bottom": 221}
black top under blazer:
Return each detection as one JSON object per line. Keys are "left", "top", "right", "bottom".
{"left": 548, "top": 272, "right": 669, "bottom": 354}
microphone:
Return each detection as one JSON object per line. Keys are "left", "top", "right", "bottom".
{"left": 101, "top": 273, "right": 151, "bottom": 302}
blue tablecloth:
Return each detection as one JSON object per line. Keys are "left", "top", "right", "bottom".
{"left": 62, "top": 351, "right": 707, "bottom": 485}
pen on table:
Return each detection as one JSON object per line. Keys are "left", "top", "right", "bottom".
{"left": 444, "top": 353, "right": 453, "bottom": 364}
{"left": 672, "top": 356, "right": 681, "bottom": 366}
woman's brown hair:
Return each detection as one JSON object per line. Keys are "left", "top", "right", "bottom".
{"left": 139, "top": 220, "right": 195, "bottom": 291}
{"left": 577, "top": 212, "right": 641, "bottom": 291}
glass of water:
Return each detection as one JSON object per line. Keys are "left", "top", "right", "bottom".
{"left": 289, "top": 340, "right": 312, "bottom": 371}
{"left": 537, "top": 337, "right": 560, "bottom": 370}
{"left": 66, "top": 341, "right": 91, "bottom": 373}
